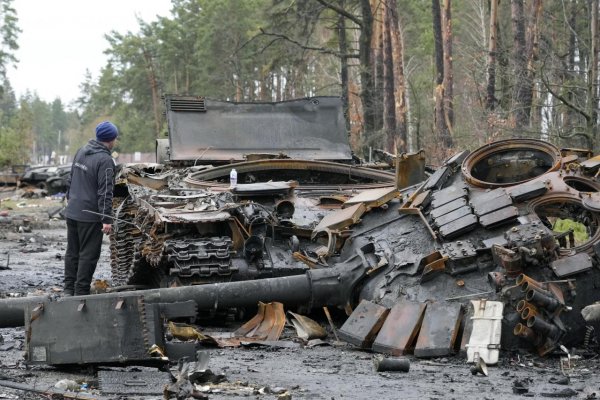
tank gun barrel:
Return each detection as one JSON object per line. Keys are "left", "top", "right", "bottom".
{"left": 0, "top": 248, "right": 372, "bottom": 328}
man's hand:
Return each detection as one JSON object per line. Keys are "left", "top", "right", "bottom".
{"left": 102, "top": 223, "right": 112, "bottom": 234}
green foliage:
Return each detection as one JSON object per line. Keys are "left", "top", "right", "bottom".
{"left": 3, "top": 0, "right": 600, "bottom": 163}
{"left": 0, "top": 125, "right": 28, "bottom": 166}
{"left": 0, "top": 0, "right": 20, "bottom": 78}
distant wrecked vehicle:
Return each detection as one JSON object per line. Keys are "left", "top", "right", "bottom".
{"left": 19, "top": 164, "right": 71, "bottom": 194}
{"left": 45, "top": 164, "right": 72, "bottom": 195}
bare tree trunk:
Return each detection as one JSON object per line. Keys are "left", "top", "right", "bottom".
{"left": 432, "top": 0, "right": 448, "bottom": 146}
{"left": 486, "top": 0, "right": 498, "bottom": 111}
{"left": 359, "top": 0, "right": 376, "bottom": 136}
{"left": 524, "top": 0, "right": 542, "bottom": 131}
{"left": 442, "top": 0, "right": 454, "bottom": 146}
{"left": 387, "top": 0, "right": 408, "bottom": 153}
{"left": 382, "top": 1, "right": 396, "bottom": 152}
{"left": 589, "top": 0, "right": 599, "bottom": 149}
{"left": 564, "top": 0, "right": 578, "bottom": 129}
{"left": 511, "top": 0, "right": 528, "bottom": 129}
{"left": 371, "top": 0, "right": 384, "bottom": 133}
{"left": 142, "top": 46, "right": 161, "bottom": 138}
{"left": 337, "top": 6, "right": 351, "bottom": 135}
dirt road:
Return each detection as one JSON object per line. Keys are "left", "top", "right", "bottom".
{"left": 0, "top": 195, "right": 599, "bottom": 399}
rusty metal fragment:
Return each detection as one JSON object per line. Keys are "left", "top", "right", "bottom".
{"left": 338, "top": 300, "right": 390, "bottom": 348}
{"left": 312, "top": 203, "right": 366, "bottom": 237}
{"left": 396, "top": 150, "right": 426, "bottom": 189}
{"left": 414, "top": 302, "right": 463, "bottom": 358}
{"left": 372, "top": 302, "right": 427, "bottom": 355}
{"left": 234, "top": 302, "right": 286, "bottom": 342}
{"left": 343, "top": 186, "right": 398, "bottom": 210}
{"left": 288, "top": 311, "right": 327, "bottom": 340}
{"left": 580, "top": 154, "right": 600, "bottom": 171}
{"left": 411, "top": 189, "right": 431, "bottom": 209}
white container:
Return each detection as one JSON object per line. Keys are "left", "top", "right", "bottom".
{"left": 466, "top": 299, "right": 503, "bottom": 365}
{"left": 230, "top": 168, "right": 237, "bottom": 188}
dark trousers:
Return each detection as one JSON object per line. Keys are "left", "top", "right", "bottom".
{"left": 64, "top": 218, "right": 104, "bottom": 295}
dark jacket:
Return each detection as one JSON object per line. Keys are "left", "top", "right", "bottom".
{"left": 65, "top": 140, "right": 116, "bottom": 224}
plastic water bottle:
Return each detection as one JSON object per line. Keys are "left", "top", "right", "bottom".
{"left": 230, "top": 168, "right": 237, "bottom": 188}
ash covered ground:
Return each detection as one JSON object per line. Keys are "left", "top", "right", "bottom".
{"left": 1, "top": 192, "right": 600, "bottom": 400}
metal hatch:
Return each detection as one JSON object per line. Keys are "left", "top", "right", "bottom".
{"left": 165, "top": 95, "right": 352, "bottom": 162}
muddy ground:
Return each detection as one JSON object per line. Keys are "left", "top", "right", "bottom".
{"left": 0, "top": 191, "right": 599, "bottom": 400}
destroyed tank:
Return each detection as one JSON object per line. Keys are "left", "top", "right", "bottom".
{"left": 2, "top": 126, "right": 600, "bottom": 361}
{"left": 110, "top": 96, "right": 403, "bottom": 288}
{"left": 109, "top": 95, "right": 600, "bottom": 356}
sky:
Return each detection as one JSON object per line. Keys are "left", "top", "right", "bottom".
{"left": 6, "top": 0, "right": 173, "bottom": 107}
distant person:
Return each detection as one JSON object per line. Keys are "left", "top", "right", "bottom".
{"left": 63, "top": 121, "right": 118, "bottom": 296}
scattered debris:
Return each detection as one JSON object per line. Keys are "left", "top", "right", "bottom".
{"left": 373, "top": 355, "right": 410, "bottom": 372}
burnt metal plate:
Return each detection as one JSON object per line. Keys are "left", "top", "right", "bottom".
{"left": 472, "top": 191, "right": 513, "bottom": 217}
{"left": 438, "top": 214, "right": 478, "bottom": 240}
{"left": 372, "top": 302, "right": 427, "bottom": 355}
{"left": 414, "top": 302, "right": 463, "bottom": 358}
{"left": 479, "top": 206, "right": 519, "bottom": 228}
{"left": 444, "top": 150, "right": 470, "bottom": 169}
{"left": 509, "top": 180, "right": 548, "bottom": 202}
{"left": 338, "top": 300, "right": 390, "bottom": 348}
{"left": 423, "top": 166, "right": 451, "bottom": 191}
{"left": 551, "top": 253, "right": 593, "bottom": 278}
{"left": 469, "top": 188, "right": 506, "bottom": 210}
{"left": 98, "top": 370, "right": 171, "bottom": 395}
{"left": 25, "top": 296, "right": 163, "bottom": 365}
{"left": 430, "top": 198, "right": 468, "bottom": 220}
{"left": 433, "top": 206, "right": 473, "bottom": 228}
{"left": 158, "top": 301, "right": 198, "bottom": 321}
{"left": 430, "top": 185, "right": 468, "bottom": 209}
{"left": 166, "top": 96, "right": 352, "bottom": 161}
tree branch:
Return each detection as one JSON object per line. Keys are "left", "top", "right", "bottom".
{"left": 315, "top": 0, "right": 363, "bottom": 27}
{"left": 539, "top": 60, "right": 590, "bottom": 121}
{"left": 259, "top": 28, "right": 359, "bottom": 59}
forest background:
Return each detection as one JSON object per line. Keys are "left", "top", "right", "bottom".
{"left": 0, "top": 0, "right": 599, "bottom": 166}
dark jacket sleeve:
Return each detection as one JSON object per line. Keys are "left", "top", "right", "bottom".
{"left": 96, "top": 156, "right": 115, "bottom": 224}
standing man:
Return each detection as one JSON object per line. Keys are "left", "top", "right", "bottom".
{"left": 64, "top": 121, "right": 118, "bottom": 296}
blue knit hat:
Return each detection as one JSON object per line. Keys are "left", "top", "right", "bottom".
{"left": 95, "top": 121, "right": 119, "bottom": 142}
